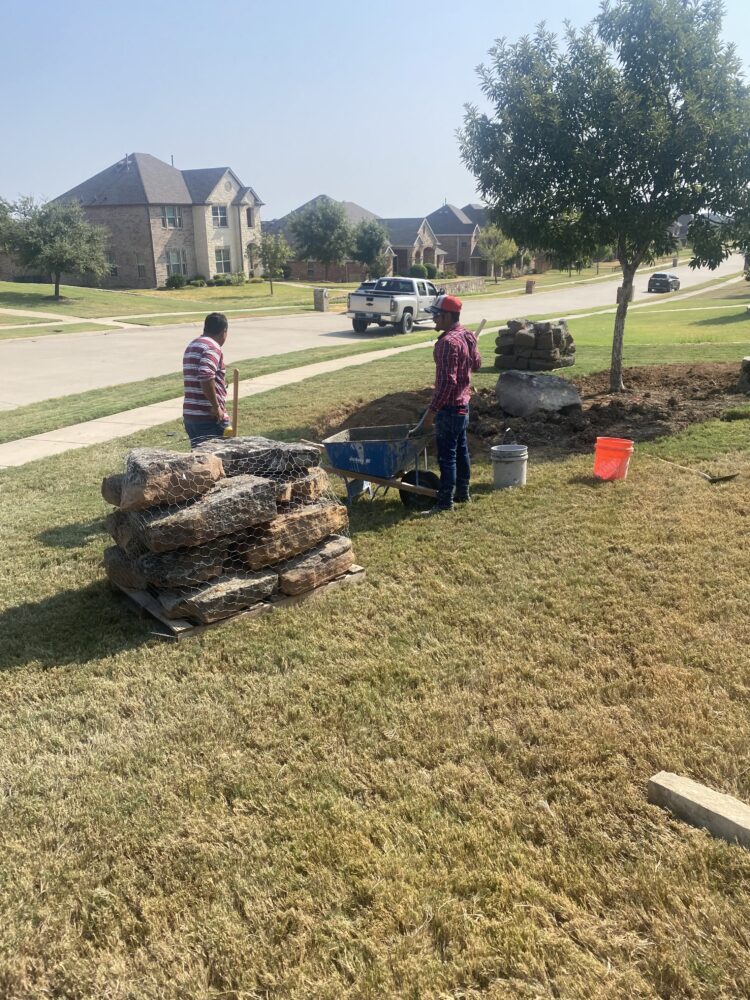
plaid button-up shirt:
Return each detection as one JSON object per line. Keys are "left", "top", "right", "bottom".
{"left": 429, "top": 323, "right": 481, "bottom": 413}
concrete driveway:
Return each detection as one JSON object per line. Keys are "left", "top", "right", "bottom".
{"left": 0, "top": 256, "right": 743, "bottom": 410}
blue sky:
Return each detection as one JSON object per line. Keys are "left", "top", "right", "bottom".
{"left": 2, "top": 0, "right": 748, "bottom": 219}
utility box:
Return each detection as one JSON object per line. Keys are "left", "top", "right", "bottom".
{"left": 525, "top": 279, "right": 536, "bottom": 294}
{"left": 672, "top": 256, "right": 679, "bottom": 268}
{"left": 313, "top": 287, "right": 330, "bottom": 312}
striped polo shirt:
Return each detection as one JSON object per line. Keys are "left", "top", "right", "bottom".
{"left": 182, "top": 335, "right": 227, "bottom": 419}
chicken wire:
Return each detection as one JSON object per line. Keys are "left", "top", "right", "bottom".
{"left": 102, "top": 437, "right": 354, "bottom": 624}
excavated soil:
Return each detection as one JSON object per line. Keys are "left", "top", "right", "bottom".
{"left": 314, "top": 363, "right": 749, "bottom": 460}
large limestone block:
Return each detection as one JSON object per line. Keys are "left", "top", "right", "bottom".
{"left": 101, "top": 473, "right": 124, "bottom": 507}
{"left": 136, "top": 475, "right": 277, "bottom": 552}
{"left": 137, "top": 538, "right": 230, "bottom": 589}
{"left": 279, "top": 535, "right": 354, "bottom": 595}
{"left": 103, "top": 545, "right": 148, "bottom": 590}
{"left": 158, "top": 570, "right": 278, "bottom": 623}
{"left": 240, "top": 502, "right": 349, "bottom": 570}
{"left": 119, "top": 448, "right": 224, "bottom": 512}
{"left": 514, "top": 329, "right": 536, "bottom": 351}
{"left": 495, "top": 371, "right": 581, "bottom": 417}
{"left": 196, "top": 436, "right": 320, "bottom": 478}
{"left": 105, "top": 510, "right": 147, "bottom": 559}
{"left": 273, "top": 467, "right": 330, "bottom": 506}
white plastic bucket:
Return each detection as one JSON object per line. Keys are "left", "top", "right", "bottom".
{"left": 491, "top": 444, "right": 528, "bottom": 489}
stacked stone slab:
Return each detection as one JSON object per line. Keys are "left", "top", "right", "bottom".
{"left": 494, "top": 319, "right": 576, "bottom": 371}
{"left": 101, "top": 440, "right": 356, "bottom": 625}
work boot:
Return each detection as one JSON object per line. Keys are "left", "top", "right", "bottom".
{"left": 419, "top": 504, "right": 453, "bottom": 517}
{"left": 454, "top": 493, "right": 472, "bottom": 504}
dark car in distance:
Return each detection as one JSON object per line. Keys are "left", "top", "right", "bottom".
{"left": 647, "top": 271, "right": 680, "bottom": 293}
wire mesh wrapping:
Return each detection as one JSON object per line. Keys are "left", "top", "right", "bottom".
{"left": 101, "top": 437, "right": 355, "bottom": 624}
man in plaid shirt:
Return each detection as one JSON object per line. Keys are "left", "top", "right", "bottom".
{"left": 421, "top": 295, "right": 481, "bottom": 514}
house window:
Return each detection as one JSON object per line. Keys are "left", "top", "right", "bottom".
{"left": 135, "top": 254, "right": 147, "bottom": 280}
{"left": 460, "top": 240, "right": 468, "bottom": 249}
{"left": 215, "top": 247, "right": 232, "bottom": 274}
{"left": 246, "top": 207, "right": 255, "bottom": 227}
{"left": 161, "top": 206, "right": 183, "bottom": 228}
{"left": 307, "top": 260, "right": 315, "bottom": 277}
{"left": 104, "top": 251, "right": 118, "bottom": 278}
{"left": 166, "top": 249, "right": 188, "bottom": 276}
{"left": 212, "top": 205, "right": 228, "bottom": 228}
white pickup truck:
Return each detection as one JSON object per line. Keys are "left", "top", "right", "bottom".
{"left": 346, "top": 276, "right": 442, "bottom": 333}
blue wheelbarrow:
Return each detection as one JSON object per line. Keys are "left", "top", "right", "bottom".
{"left": 321, "top": 423, "right": 440, "bottom": 510}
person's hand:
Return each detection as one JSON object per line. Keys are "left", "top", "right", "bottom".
{"left": 422, "top": 410, "right": 435, "bottom": 432}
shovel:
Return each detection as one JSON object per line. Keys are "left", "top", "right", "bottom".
{"left": 654, "top": 456, "right": 739, "bottom": 484}
{"left": 223, "top": 368, "right": 240, "bottom": 438}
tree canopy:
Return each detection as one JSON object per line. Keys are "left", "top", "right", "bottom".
{"left": 255, "top": 233, "right": 293, "bottom": 294}
{"left": 290, "top": 198, "right": 353, "bottom": 278}
{"left": 459, "top": 0, "right": 750, "bottom": 390}
{"left": 352, "top": 218, "right": 390, "bottom": 276}
{"left": 476, "top": 224, "right": 518, "bottom": 282}
{"left": 5, "top": 198, "right": 108, "bottom": 299}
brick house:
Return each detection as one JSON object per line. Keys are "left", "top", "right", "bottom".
{"left": 264, "top": 195, "right": 398, "bottom": 282}
{"left": 379, "top": 218, "right": 446, "bottom": 275}
{"left": 425, "top": 204, "right": 486, "bottom": 276}
{"left": 50, "top": 153, "right": 263, "bottom": 288}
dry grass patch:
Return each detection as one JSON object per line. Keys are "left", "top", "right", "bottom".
{"left": 0, "top": 356, "right": 749, "bottom": 997}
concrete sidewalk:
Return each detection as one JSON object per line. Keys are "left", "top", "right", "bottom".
{"left": 0, "top": 336, "right": 446, "bottom": 469}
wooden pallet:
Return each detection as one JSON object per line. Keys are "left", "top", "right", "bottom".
{"left": 113, "top": 565, "right": 366, "bottom": 641}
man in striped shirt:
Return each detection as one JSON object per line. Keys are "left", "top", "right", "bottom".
{"left": 420, "top": 295, "right": 481, "bottom": 514}
{"left": 183, "top": 313, "right": 230, "bottom": 446}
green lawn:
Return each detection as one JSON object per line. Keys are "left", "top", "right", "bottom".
{"left": 0, "top": 335, "right": 749, "bottom": 995}
{"left": 0, "top": 280, "right": 340, "bottom": 321}
{"left": 0, "top": 314, "right": 50, "bottom": 327}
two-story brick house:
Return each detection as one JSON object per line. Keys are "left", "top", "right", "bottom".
{"left": 52, "top": 153, "right": 263, "bottom": 288}
{"left": 425, "top": 204, "right": 487, "bottom": 276}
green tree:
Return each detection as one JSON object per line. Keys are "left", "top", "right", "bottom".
{"left": 245, "top": 239, "right": 260, "bottom": 276}
{"left": 6, "top": 198, "right": 108, "bottom": 299}
{"left": 352, "top": 218, "right": 389, "bottom": 277}
{"left": 459, "top": 0, "right": 750, "bottom": 391}
{"left": 476, "top": 224, "right": 518, "bottom": 282}
{"left": 257, "top": 233, "right": 292, "bottom": 294}
{"left": 290, "top": 197, "right": 353, "bottom": 280}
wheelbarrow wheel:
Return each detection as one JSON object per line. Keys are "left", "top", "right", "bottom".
{"left": 399, "top": 469, "right": 441, "bottom": 511}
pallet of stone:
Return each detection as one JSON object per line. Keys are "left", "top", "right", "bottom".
{"left": 494, "top": 318, "right": 576, "bottom": 371}
{"left": 112, "top": 564, "right": 366, "bottom": 641}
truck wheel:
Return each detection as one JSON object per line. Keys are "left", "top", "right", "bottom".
{"left": 352, "top": 318, "right": 369, "bottom": 333}
{"left": 399, "top": 311, "right": 414, "bottom": 334}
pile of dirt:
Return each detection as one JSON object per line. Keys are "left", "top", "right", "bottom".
{"left": 315, "top": 363, "right": 749, "bottom": 460}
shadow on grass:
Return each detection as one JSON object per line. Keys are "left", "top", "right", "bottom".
{"left": 37, "top": 518, "right": 105, "bottom": 549}
{"left": 0, "top": 580, "right": 150, "bottom": 672}
{"left": 694, "top": 312, "right": 750, "bottom": 328}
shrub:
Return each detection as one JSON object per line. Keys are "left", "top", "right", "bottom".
{"left": 205, "top": 279, "right": 216, "bottom": 287}
{"left": 409, "top": 264, "right": 428, "bottom": 278}
{"left": 165, "top": 274, "right": 187, "bottom": 289}
{"left": 249, "top": 277, "right": 264, "bottom": 283}
{"left": 230, "top": 272, "right": 246, "bottom": 285}
{"left": 192, "top": 274, "right": 207, "bottom": 282}
{"left": 188, "top": 278, "right": 206, "bottom": 287}
{"left": 425, "top": 263, "right": 437, "bottom": 278}
{"left": 443, "top": 267, "right": 457, "bottom": 279}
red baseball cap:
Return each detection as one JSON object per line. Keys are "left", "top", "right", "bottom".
{"left": 428, "top": 294, "right": 462, "bottom": 315}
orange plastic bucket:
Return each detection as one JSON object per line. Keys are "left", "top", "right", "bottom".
{"left": 593, "top": 436, "right": 634, "bottom": 481}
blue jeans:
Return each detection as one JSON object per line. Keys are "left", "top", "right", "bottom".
{"left": 435, "top": 406, "right": 470, "bottom": 508}
{"left": 184, "top": 416, "right": 229, "bottom": 447}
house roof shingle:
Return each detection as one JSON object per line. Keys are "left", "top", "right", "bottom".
{"left": 54, "top": 153, "right": 262, "bottom": 208}
{"left": 461, "top": 203, "right": 488, "bottom": 227}
{"left": 425, "top": 204, "right": 476, "bottom": 235}
{"left": 380, "top": 218, "right": 429, "bottom": 246}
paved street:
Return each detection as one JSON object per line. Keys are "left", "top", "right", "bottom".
{"left": 0, "top": 256, "right": 743, "bottom": 410}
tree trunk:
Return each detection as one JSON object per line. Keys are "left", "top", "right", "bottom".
{"left": 269, "top": 274, "right": 274, "bottom": 295}
{"left": 609, "top": 265, "right": 636, "bottom": 392}
{"left": 54, "top": 272, "right": 61, "bottom": 299}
